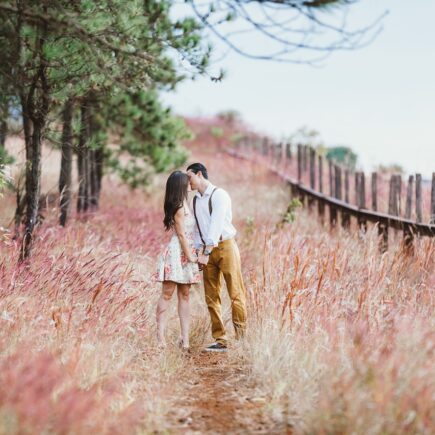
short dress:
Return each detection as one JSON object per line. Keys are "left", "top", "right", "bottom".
{"left": 153, "top": 206, "right": 201, "bottom": 284}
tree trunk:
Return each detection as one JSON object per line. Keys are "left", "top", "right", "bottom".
{"left": 13, "top": 186, "right": 26, "bottom": 240}
{"left": 95, "top": 147, "right": 104, "bottom": 199}
{"left": 0, "top": 119, "right": 7, "bottom": 149}
{"left": 89, "top": 149, "right": 99, "bottom": 209}
{"left": 13, "top": 107, "right": 31, "bottom": 239}
{"left": 88, "top": 99, "right": 99, "bottom": 210}
{"left": 77, "top": 100, "right": 90, "bottom": 213}
{"left": 59, "top": 98, "right": 74, "bottom": 226}
{"left": 18, "top": 17, "right": 50, "bottom": 261}
{"left": 0, "top": 99, "right": 8, "bottom": 149}
{"left": 89, "top": 96, "right": 104, "bottom": 209}
{"left": 21, "top": 118, "right": 43, "bottom": 260}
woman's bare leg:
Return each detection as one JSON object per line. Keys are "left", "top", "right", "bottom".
{"left": 177, "top": 284, "right": 191, "bottom": 348}
{"left": 156, "top": 281, "right": 177, "bottom": 346}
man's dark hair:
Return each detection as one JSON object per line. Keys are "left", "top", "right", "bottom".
{"left": 186, "top": 162, "right": 208, "bottom": 179}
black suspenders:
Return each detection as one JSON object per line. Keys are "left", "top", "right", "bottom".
{"left": 192, "top": 187, "right": 222, "bottom": 246}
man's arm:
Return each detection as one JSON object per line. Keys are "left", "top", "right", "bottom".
{"left": 204, "top": 189, "right": 230, "bottom": 250}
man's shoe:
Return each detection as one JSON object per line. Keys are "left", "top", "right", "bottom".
{"left": 203, "top": 342, "right": 228, "bottom": 352}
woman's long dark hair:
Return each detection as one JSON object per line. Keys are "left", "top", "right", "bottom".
{"left": 163, "top": 171, "right": 189, "bottom": 231}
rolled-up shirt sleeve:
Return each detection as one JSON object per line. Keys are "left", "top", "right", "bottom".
{"left": 205, "top": 190, "right": 230, "bottom": 247}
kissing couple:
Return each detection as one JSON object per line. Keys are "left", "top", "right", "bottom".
{"left": 153, "top": 163, "right": 247, "bottom": 352}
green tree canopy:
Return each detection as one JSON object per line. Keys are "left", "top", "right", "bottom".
{"left": 326, "top": 146, "right": 358, "bottom": 169}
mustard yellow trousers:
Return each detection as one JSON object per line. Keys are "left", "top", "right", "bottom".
{"left": 203, "top": 238, "right": 247, "bottom": 345}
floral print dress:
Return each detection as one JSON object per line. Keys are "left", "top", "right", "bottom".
{"left": 154, "top": 205, "right": 201, "bottom": 284}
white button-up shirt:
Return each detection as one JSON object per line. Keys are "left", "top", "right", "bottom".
{"left": 192, "top": 182, "right": 237, "bottom": 249}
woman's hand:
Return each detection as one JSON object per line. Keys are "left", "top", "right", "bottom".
{"left": 188, "top": 253, "right": 198, "bottom": 263}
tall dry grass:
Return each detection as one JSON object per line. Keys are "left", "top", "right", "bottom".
{"left": 0, "top": 174, "right": 212, "bottom": 433}
{"left": 230, "top": 187, "right": 435, "bottom": 434}
{"left": 179, "top": 143, "right": 435, "bottom": 434}
{"left": 1, "top": 134, "right": 433, "bottom": 434}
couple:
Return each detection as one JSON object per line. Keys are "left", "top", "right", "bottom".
{"left": 153, "top": 163, "right": 247, "bottom": 352}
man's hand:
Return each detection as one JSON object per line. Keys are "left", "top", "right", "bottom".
{"left": 197, "top": 253, "right": 209, "bottom": 270}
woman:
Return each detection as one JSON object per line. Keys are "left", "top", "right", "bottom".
{"left": 154, "top": 171, "right": 201, "bottom": 350}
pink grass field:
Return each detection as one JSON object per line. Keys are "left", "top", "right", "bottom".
{"left": 0, "top": 133, "right": 434, "bottom": 434}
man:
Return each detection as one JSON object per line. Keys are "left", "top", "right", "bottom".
{"left": 187, "top": 162, "right": 247, "bottom": 352}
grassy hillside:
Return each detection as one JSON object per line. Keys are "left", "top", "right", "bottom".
{"left": 0, "top": 125, "right": 434, "bottom": 434}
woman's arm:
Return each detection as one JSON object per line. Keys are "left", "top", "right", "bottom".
{"left": 174, "top": 206, "right": 197, "bottom": 263}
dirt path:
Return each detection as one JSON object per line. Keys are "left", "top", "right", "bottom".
{"left": 163, "top": 149, "right": 290, "bottom": 434}
{"left": 171, "top": 351, "right": 288, "bottom": 434}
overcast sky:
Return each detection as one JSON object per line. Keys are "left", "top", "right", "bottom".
{"left": 162, "top": 0, "right": 435, "bottom": 178}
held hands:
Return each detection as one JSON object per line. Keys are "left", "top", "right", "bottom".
{"left": 197, "top": 255, "right": 209, "bottom": 271}
{"left": 188, "top": 253, "right": 199, "bottom": 263}
{"left": 193, "top": 249, "right": 209, "bottom": 270}
{"left": 197, "top": 253, "right": 209, "bottom": 266}
{"left": 189, "top": 249, "right": 210, "bottom": 270}
{"left": 187, "top": 252, "right": 209, "bottom": 265}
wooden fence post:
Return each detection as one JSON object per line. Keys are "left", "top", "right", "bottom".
{"left": 281, "top": 142, "right": 288, "bottom": 172}
{"left": 391, "top": 175, "right": 400, "bottom": 217}
{"left": 388, "top": 175, "right": 396, "bottom": 216}
{"left": 308, "top": 147, "right": 316, "bottom": 209}
{"left": 396, "top": 175, "right": 402, "bottom": 216}
{"left": 270, "top": 142, "right": 275, "bottom": 162}
{"left": 318, "top": 155, "right": 325, "bottom": 221}
{"left": 390, "top": 174, "right": 403, "bottom": 218}
{"left": 297, "top": 144, "right": 302, "bottom": 183}
{"left": 405, "top": 175, "right": 414, "bottom": 219}
{"left": 276, "top": 142, "right": 282, "bottom": 164}
{"left": 318, "top": 155, "right": 323, "bottom": 194}
{"left": 329, "top": 160, "right": 334, "bottom": 197}
{"left": 329, "top": 163, "right": 337, "bottom": 228}
{"left": 253, "top": 138, "right": 259, "bottom": 155}
{"left": 415, "top": 174, "right": 422, "bottom": 223}
{"left": 342, "top": 169, "right": 351, "bottom": 229}
{"left": 281, "top": 142, "right": 286, "bottom": 168}
{"left": 430, "top": 173, "right": 435, "bottom": 224}
{"left": 371, "top": 172, "right": 377, "bottom": 212}
{"left": 354, "top": 172, "right": 359, "bottom": 206}
{"left": 296, "top": 144, "right": 305, "bottom": 204}
{"left": 335, "top": 165, "right": 342, "bottom": 200}
{"left": 262, "top": 138, "right": 268, "bottom": 156}
{"left": 302, "top": 145, "right": 308, "bottom": 174}
{"left": 357, "top": 172, "right": 367, "bottom": 231}
{"left": 375, "top": 176, "right": 389, "bottom": 252}
{"left": 359, "top": 172, "right": 366, "bottom": 207}
{"left": 286, "top": 143, "right": 292, "bottom": 161}
{"left": 378, "top": 176, "right": 394, "bottom": 252}
{"left": 345, "top": 170, "right": 350, "bottom": 203}
{"left": 400, "top": 174, "right": 414, "bottom": 253}
{"left": 329, "top": 202, "right": 338, "bottom": 228}
{"left": 309, "top": 148, "right": 316, "bottom": 189}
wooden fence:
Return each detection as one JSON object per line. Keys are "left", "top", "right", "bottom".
{"left": 230, "top": 139, "right": 435, "bottom": 251}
